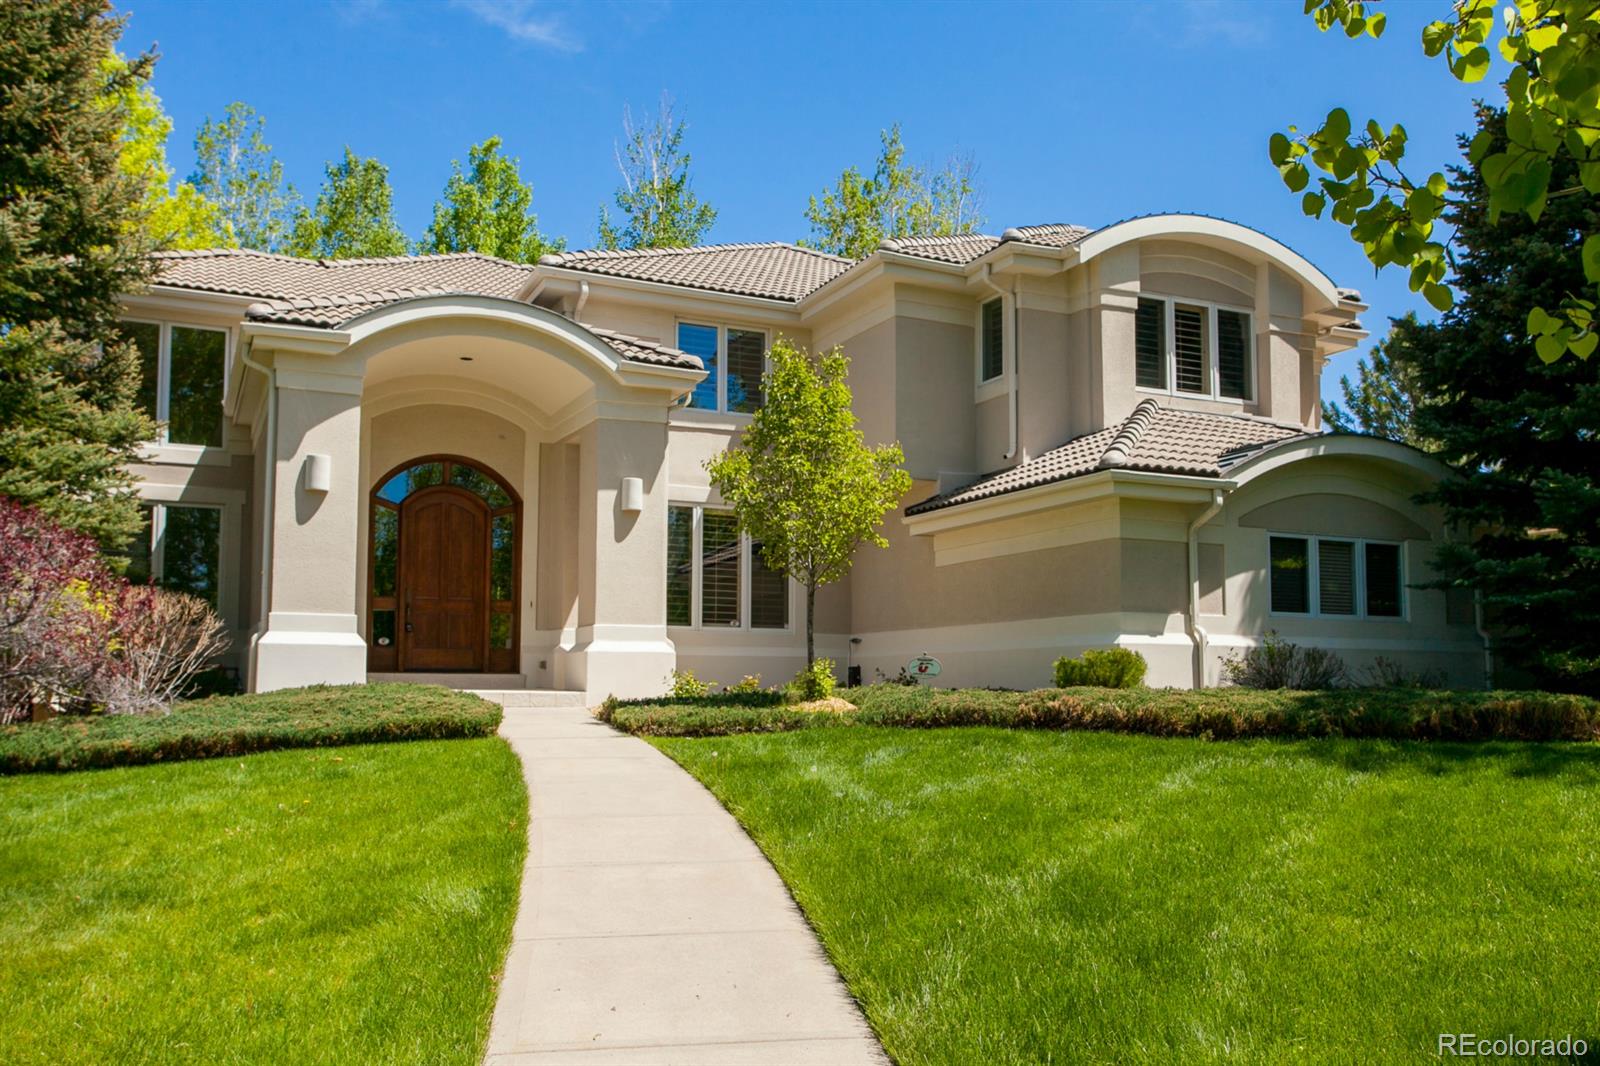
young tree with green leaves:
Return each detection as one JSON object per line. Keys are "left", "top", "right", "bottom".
{"left": 106, "top": 53, "right": 228, "bottom": 251}
{"left": 189, "top": 102, "right": 301, "bottom": 253}
{"left": 597, "top": 98, "right": 717, "bottom": 250}
{"left": 1389, "top": 108, "right": 1600, "bottom": 692}
{"left": 704, "top": 339, "right": 911, "bottom": 667}
{"left": 1272, "top": 0, "right": 1600, "bottom": 362}
{"left": 1322, "top": 315, "right": 1435, "bottom": 450}
{"left": 801, "top": 124, "right": 984, "bottom": 260}
{"left": 422, "top": 136, "right": 564, "bottom": 263}
{"left": 0, "top": 0, "right": 159, "bottom": 548}
{"left": 288, "top": 147, "right": 408, "bottom": 259}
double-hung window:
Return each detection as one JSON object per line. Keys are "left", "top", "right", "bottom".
{"left": 119, "top": 320, "right": 229, "bottom": 447}
{"left": 1269, "top": 534, "right": 1404, "bottom": 619}
{"left": 666, "top": 504, "right": 789, "bottom": 629}
{"left": 676, "top": 322, "right": 767, "bottom": 413}
{"left": 1133, "top": 296, "right": 1253, "bottom": 401}
{"left": 124, "top": 503, "right": 223, "bottom": 607}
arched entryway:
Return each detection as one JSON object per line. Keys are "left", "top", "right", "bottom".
{"left": 368, "top": 455, "right": 520, "bottom": 674}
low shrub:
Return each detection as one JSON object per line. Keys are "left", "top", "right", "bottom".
{"left": 790, "top": 658, "right": 836, "bottom": 702}
{"left": 1053, "top": 648, "right": 1147, "bottom": 689}
{"left": 666, "top": 668, "right": 712, "bottom": 698}
{"left": 1362, "top": 656, "right": 1447, "bottom": 690}
{"left": 0, "top": 683, "right": 500, "bottom": 774}
{"left": 598, "top": 683, "right": 1600, "bottom": 744}
{"left": 1224, "top": 632, "right": 1348, "bottom": 690}
{"left": 726, "top": 674, "right": 763, "bottom": 694}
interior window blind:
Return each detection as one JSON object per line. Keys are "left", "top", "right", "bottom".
{"left": 700, "top": 511, "right": 741, "bottom": 626}
{"left": 1217, "top": 309, "right": 1250, "bottom": 400}
{"left": 1318, "top": 540, "right": 1357, "bottom": 615}
{"left": 1174, "top": 305, "right": 1207, "bottom": 393}
{"left": 981, "top": 299, "right": 1004, "bottom": 381}
{"left": 749, "top": 541, "right": 788, "bottom": 629}
{"left": 1136, "top": 298, "right": 1164, "bottom": 388}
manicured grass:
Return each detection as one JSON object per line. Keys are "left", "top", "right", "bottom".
{"left": 602, "top": 684, "right": 1600, "bottom": 742}
{"left": 655, "top": 727, "right": 1600, "bottom": 1065}
{"left": 0, "top": 737, "right": 527, "bottom": 1065}
{"left": 0, "top": 683, "right": 500, "bottom": 773}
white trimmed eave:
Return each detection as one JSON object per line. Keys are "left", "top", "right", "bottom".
{"left": 523, "top": 265, "right": 806, "bottom": 328}
{"left": 124, "top": 284, "right": 262, "bottom": 319}
{"left": 1225, "top": 433, "right": 1451, "bottom": 489}
{"left": 904, "top": 469, "right": 1232, "bottom": 537}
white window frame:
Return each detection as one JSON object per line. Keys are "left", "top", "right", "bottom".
{"left": 130, "top": 496, "right": 232, "bottom": 617}
{"left": 976, "top": 296, "right": 1006, "bottom": 387}
{"left": 666, "top": 503, "right": 792, "bottom": 632}
{"left": 674, "top": 320, "right": 769, "bottom": 416}
{"left": 1267, "top": 533, "right": 1406, "bottom": 621}
{"left": 121, "top": 317, "right": 233, "bottom": 457}
{"left": 1133, "top": 294, "right": 1255, "bottom": 403}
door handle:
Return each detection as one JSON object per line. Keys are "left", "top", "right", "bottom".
{"left": 404, "top": 592, "right": 414, "bottom": 633}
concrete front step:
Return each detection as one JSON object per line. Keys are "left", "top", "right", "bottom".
{"left": 469, "top": 689, "right": 591, "bottom": 709}
{"left": 370, "top": 671, "right": 528, "bottom": 688}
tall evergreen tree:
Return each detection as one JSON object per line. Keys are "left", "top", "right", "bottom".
{"left": 1322, "top": 315, "right": 1434, "bottom": 450}
{"left": 189, "top": 102, "right": 301, "bottom": 253}
{"left": 1391, "top": 108, "right": 1600, "bottom": 692}
{"left": 801, "top": 125, "right": 983, "bottom": 260}
{"left": 287, "top": 147, "right": 408, "bottom": 259}
{"left": 0, "top": 0, "right": 159, "bottom": 548}
{"left": 597, "top": 98, "right": 716, "bottom": 250}
{"left": 422, "top": 136, "right": 563, "bottom": 263}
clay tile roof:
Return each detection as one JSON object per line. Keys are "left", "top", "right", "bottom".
{"left": 540, "top": 242, "right": 854, "bottom": 301}
{"left": 152, "top": 248, "right": 533, "bottom": 302}
{"left": 878, "top": 223, "right": 1093, "bottom": 267}
{"left": 905, "top": 399, "right": 1305, "bottom": 515}
{"left": 581, "top": 326, "right": 703, "bottom": 370}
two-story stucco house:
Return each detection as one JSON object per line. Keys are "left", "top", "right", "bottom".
{"left": 118, "top": 213, "right": 1488, "bottom": 700}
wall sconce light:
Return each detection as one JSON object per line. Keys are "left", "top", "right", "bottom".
{"left": 620, "top": 476, "right": 643, "bottom": 514}
{"left": 305, "top": 453, "right": 332, "bottom": 493}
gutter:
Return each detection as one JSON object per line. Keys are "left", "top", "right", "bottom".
{"left": 1186, "top": 489, "right": 1226, "bottom": 688}
{"left": 237, "top": 340, "right": 277, "bottom": 690}
{"left": 980, "top": 264, "right": 1022, "bottom": 462}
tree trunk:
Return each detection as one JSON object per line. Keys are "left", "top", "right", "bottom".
{"left": 806, "top": 581, "right": 816, "bottom": 668}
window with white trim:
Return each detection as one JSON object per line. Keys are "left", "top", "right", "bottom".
{"left": 1269, "top": 534, "right": 1404, "bottom": 618}
{"left": 124, "top": 502, "right": 222, "bottom": 607}
{"left": 979, "top": 298, "right": 1004, "bottom": 382}
{"left": 118, "top": 320, "right": 228, "bottom": 447}
{"left": 666, "top": 504, "right": 789, "bottom": 629}
{"left": 676, "top": 322, "right": 767, "bottom": 413}
{"left": 1133, "top": 296, "right": 1253, "bottom": 401}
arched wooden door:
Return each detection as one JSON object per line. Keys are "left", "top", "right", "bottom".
{"left": 400, "top": 487, "right": 488, "bottom": 671}
{"left": 369, "top": 456, "right": 521, "bottom": 675}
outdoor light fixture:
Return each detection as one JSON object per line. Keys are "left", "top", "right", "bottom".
{"left": 620, "top": 476, "right": 644, "bottom": 514}
{"left": 305, "top": 453, "right": 331, "bottom": 493}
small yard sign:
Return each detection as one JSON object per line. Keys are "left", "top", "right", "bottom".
{"left": 908, "top": 655, "right": 942, "bottom": 678}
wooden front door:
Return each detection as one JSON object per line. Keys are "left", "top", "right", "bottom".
{"left": 400, "top": 487, "right": 488, "bottom": 671}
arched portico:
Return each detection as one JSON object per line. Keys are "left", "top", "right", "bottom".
{"left": 243, "top": 296, "right": 702, "bottom": 699}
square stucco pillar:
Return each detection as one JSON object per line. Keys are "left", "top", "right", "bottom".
{"left": 253, "top": 364, "right": 366, "bottom": 692}
{"left": 561, "top": 415, "right": 675, "bottom": 701}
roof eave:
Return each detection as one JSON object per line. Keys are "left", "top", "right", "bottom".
{"left": 904, "top": 469, "right": 1232, "bottom": 534}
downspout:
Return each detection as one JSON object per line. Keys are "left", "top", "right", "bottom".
{"left": 572, "top": 279, "right": 590, "bottom": 320}
{"left": 980, "top": 265, "right": 1022, "bottom": 462}
{"left": 238, "top": 341, "right": 277, "bottom": 688}
{"left": 1186, "top": 490, "right": 1226, "bottom": 689}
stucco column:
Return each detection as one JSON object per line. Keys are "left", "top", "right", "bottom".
{"left": 561, "top": 413, "right": 675, "bottom": 701}
{"left": 253, "top": 352, "right": 367, "bottom": 691}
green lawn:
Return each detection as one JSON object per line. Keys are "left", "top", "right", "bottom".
{"left": 0, "top": 736, "right": 526, "bottom": 1065}
{"left": 655, "top": 728, "right": 1600, "bottom": 1065}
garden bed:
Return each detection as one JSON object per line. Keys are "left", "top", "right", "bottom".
{"left": 600, "top": 683, "right": 1600, "bottom": 742}
{"left": 0, "top": 683, "right": 500, "bottom": 774}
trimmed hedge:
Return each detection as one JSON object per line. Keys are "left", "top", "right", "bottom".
{"left": 598, "top": 684, "right": 1600, "bottom": 743}
{"left": 0, "top": 683, "right": 501, "bottom": 774}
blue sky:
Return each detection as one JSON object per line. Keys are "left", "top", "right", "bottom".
{"left": 117, "top": 0, "right": 1487, "bottom": 406}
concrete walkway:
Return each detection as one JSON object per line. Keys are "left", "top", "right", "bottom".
{"left": 486, "top": 704, "right": 888, "bottom": 1066}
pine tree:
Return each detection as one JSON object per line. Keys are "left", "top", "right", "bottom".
{"left": 287, "top": 147, "right": 408, "bottom": 259}
{"left": 189, "top": 102, "right": 301, "bottom": 253}
{"left": 422, "top": 136, "right": 563, "bottom": 263}
{"left": 1321, "top": 315, "right": 1434, "bottom": 450}
{"left": 597, "top": 98, "right": 716, "bottom": 250}
{"left": 1391, "top": 108, "right": 1600, "bottom": 692}
{"left": 0, "top": 0, "right": 159, "bottom": 548}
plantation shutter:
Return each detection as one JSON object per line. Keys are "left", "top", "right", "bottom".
{"left": 701, "top": 511, "right": 741, "bottom": 626}
{"left": 1270, "top": 536, "right": 1310, "bottom": 613}
{"left": 666, "top": 506, "right": 693, "bottom": 626}
{"left": 1217, "top": 309, "right": 1250, "bottom": 399}
{"left": 981, "top": 298, "right": 1004, "bottom": 381}
{"left": 1365, "top": 543, "right": 1403, "bottom": 616}
{"left": 750, "top": 541, "right": 788, "bottom": 629}
{"left": 1135, "top": 298, "right": 1165, "bottom": 388}
{"left": 1317, "top": 540, "right": 1357, "bottom": 615}
{"left": 1173, "top": 304, "right": 1207, "bottom": 393}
